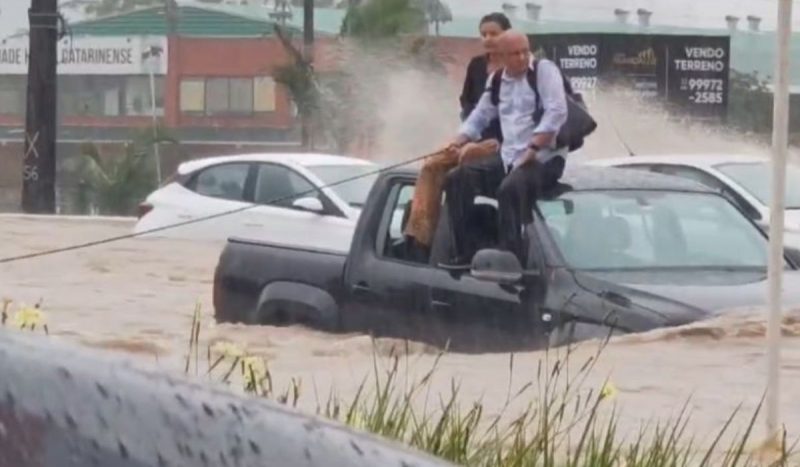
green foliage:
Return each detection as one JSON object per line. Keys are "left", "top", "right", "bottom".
{"left": 273, "top": 60, "right": 318, "bottom": 120}
{"left": 274, "top": 0, "right": 448, "bottom": 152}
{"left": 74, "top": 125, "right": 177, "bottom": 216}
{"left": 726, "top": 70, "right": 774, "bottom": 137}
{"left": 340, "top": 0, "right": 427, "bottom": 39}
{"left": 414, "top": 0, "right": 452, "bottom": 24}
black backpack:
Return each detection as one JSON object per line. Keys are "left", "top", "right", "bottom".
{"left": 489, "top": 59, "right": 597, "bottom": 152}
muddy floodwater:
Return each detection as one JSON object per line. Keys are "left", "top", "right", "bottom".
{"left": 3, "top": 214, "right": 800, "bottom": 449}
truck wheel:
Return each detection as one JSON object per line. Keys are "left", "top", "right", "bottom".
{"left": 548, "top": 321, "right": 623, "bottom": 349}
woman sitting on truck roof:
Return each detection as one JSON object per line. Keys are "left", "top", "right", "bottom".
{"left": 403, "top": 12, "right": 511, "bottom": 252}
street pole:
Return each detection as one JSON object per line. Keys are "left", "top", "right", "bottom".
{"left": 149, "top": 63, "right": 161, "bottom": 183}
{"left": 766, "top": 0, "right": 792, "bottom": 448}
{"left": 302, "top": 0, "right": 314, "bottom": 150}
{"left": 22, "top": 0, "right": 58, "bottom": 213}
{"left": 144, "top": 46, "right": 162, "bottom": 184}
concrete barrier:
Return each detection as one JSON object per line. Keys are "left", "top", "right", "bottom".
{"left": 0, "top": 329, "right": 454, "bottom": 467}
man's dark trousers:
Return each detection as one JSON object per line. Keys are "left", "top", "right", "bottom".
{"left": 443, "top": 154, "right": 563, "bottom": 263}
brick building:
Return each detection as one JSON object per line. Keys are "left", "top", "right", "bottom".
{"left": 9, "top": 2, "right": 792, "bottom": 211}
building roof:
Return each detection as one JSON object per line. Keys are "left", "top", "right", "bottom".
{"left": 451, "top": 0, "right": 797, "bottom": 33}
{"left": 438, "top": 14, "right": 799, "bottom": 85}
{"left": 68, "top": 3, "right": 304, "bottom": 37}
{"left": 4, "top": 1, "right": 798, "bottom": 85}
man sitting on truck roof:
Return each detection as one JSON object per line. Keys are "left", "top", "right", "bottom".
{"left": 441, "top": 29, "right": 569, "bottom": 268}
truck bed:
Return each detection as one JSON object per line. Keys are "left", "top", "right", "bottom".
{"left": 213, "top": 236, "right": 347, "bottom": 324}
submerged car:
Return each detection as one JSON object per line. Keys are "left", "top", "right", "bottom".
{"left": 135, "top": 153, "right": 378, "bottom": 252}
{"left": 213, "top": 164, "right": 800, "bottom": 350}
{"left": 586, "top": 153, "right": 800, "bottom": 249}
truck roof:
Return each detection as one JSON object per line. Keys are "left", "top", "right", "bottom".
{"left": 387, "top": 164, "right": 713, "bottom": 193}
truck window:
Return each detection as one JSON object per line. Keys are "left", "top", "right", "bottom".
{"left": 380, "top": 182, "right": 429, "bottom": 264}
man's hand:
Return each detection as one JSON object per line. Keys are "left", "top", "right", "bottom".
{"left": 512, "top": 148, "right": 537, "bottom": 171}
{"left": 447, "top": 134, "right": 470, "bottom": 153}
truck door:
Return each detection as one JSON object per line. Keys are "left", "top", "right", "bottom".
{"left": 428, "top": 198, "right": 538, "bottom": 349}
{"left": 342, "top": 178, "right": 437, "bottom": 341}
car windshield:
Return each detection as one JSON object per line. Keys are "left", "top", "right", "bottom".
{"left": 306, "top": 164, "right": 377, "bottom": 208}
{"left": 714, "top": 161, "right": 800, "bottom": 209}
{"left": 539, "top": 190, "right": 770, "bottom": 271}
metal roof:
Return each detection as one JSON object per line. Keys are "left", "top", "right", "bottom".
{"left": 585, "top": 153, "right": 772, "bottom": 168}
{"left": 67, "top": 3, "right": 303, "bottom": 37}
{"left": 390, "top": 164, "right": 713, "bottom": 193}
{"left": 558, "top": 165, "right": 714, "bottom": 192}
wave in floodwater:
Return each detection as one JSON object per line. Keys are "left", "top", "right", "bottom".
{"left": 616, "top": 308, "right": 800, "bottom": 344}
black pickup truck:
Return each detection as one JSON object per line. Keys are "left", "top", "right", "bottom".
{"left": 213, "top": 165, "right": 800, "bottom": 350}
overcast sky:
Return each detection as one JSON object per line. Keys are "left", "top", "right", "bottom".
{"left": 0, "top": 0, "right": 797, "bottom": 39}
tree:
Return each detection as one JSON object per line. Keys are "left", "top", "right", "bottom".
{"left": 414, "top": 0, "right": 452, "bottom": 36}
{"left": 726, "top": 69, "right": 774, "bottom": 138}
{"left": 274, "top": 0, "right": 450, "bottom": 154}
{"left": 340, "top": 0, "right": 426, "bottom": 39}
{"left": 72, "top": 125, "right": 178, "bottom": 215}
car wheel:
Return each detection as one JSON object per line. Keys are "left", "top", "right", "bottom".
{"left": 548, "top": 321, "right": 623, "bottom": 349}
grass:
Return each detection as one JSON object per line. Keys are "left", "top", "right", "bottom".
{"left": 183, "top": 306, "right": 796, "bottom": 467}
{"left": 1, "top": 299, "right": 796, "bottom": 466}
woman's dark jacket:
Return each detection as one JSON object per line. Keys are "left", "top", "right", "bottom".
{"left": 459, "top": 54, "right": 503, "bottom": 142}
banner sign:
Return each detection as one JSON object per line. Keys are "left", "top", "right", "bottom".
{"left": 0, "top": 35, "right": 168, "bottom": 75}
{"left": 530, "top": 33, "right": 730, "bottom": 118}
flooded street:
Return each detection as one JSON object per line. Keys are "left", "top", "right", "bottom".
{"left": 3, "top": 214, "right": 800, "bottom": 447}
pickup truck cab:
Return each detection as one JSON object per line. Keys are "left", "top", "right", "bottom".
{"left": 213, "top": 165, "right": 800, "bottom": 350}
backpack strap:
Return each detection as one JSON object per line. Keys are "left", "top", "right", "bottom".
{"left": 527, "top": 59, "right": 545, "bottom": 124}
{"left": 493, "top": 58, "right": 575, "bottom": 122}
{"left": 489, "top": 69, "right": 503, "bottom": 107}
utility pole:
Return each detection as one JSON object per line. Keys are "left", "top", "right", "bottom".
{"left": 22, "top": 0, "right": 59, "bottom": 213}
{"left": 765, "top": 0, "right": 793, "bottom": 453}
{"left": 302, "top": 0, "right": 314, "bottom": 149}
{"left": 143, "top": 45, "right": 164, "bottom": 184}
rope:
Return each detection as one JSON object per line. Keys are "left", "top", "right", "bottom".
{"left": 0, "top": 148, "right": 445, "bottom": 264}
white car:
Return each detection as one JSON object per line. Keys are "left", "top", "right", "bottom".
{"left": 585, "top": 153, "right": 800, "bottom": 250}
{"left": 134, "top": 152, "right": 378, "bottom": 252}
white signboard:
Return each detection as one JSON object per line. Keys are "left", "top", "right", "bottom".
{"left": 0, "top": 35, "right": 168, "bottom": 75}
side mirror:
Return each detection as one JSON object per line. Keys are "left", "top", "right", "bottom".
{"left": 292, "top": 197, "right": 324, "bottom": 214}
{"left": 470, "top": 248, "right": 523, "bottom": 285}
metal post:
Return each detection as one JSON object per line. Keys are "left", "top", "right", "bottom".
{"left": 766, "top": 0, "right": 792, "bottom": 445}
{"left": 302, "top": 0, "right": 314, "bottom": 150}
{"left": 22, "top": 0, "right": 58, "bottom": 213}
{"left": 146, "top": 48, "right": 162, "bottom": 184}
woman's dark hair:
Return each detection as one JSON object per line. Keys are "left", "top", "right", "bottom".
{"left": 479, "top": 12, "right": 512, "bottom": 31}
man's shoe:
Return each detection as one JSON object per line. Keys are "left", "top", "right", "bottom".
{"left": 438, "top": 256, "right": 471, "bottom": 270}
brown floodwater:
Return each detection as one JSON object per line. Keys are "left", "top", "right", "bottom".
{"left": 2, "top": 213, "right": 800, "bottom": 458}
